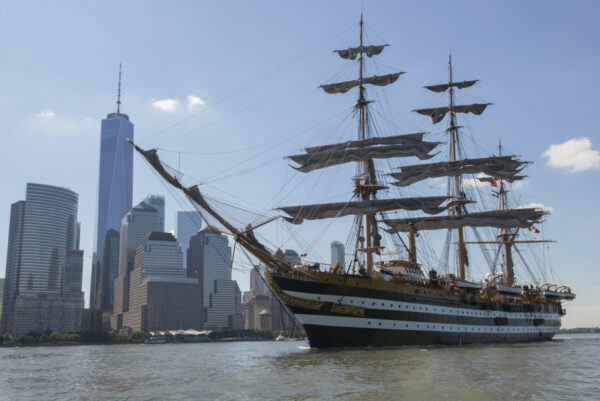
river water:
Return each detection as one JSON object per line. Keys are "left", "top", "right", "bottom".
{"left": 0, "top": 334, "right": 598, "bottom": 400}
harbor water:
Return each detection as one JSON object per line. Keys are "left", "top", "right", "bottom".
{"left": 0, "top": 334, "right": 598, "bottom": 400}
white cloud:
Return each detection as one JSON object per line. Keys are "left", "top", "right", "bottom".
{"left": 511, "top": 180, "right": 529, "bottom": 191}
{"left": 517, "top": 202, "right": 553, "bottom": 213}
{"left": 186, "top": 94, "right": 205, "bottom": 110}
{"left": 36, "top": 110, "right": 56, "bottom": 119}
{"left": 30, "top": 110, "right": 97, "bottom": 136}
{"left": 462, "top": 173, "right": 490, "bottom": 189}
{"left": 152, "top": 98, "right": 180, "bottom": 113}
{"left": 543, "top": 137, "right": 600, "bottom": 173}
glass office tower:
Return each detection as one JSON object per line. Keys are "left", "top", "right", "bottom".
{"left": 2, "top": 183, "right": 79, "bottom": 335}
{"left": 91, "top": 110, "right": 134, "bottom": 312}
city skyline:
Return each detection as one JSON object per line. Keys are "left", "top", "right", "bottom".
{"left": 0, "top": 1, "right": 599, "bottom": 328}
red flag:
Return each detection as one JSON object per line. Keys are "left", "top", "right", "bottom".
{"left": 490, "top": 180, "right": 498, "bottom": 188}
{"left": 529, "top": 226, "right": 540, "bottom": 234}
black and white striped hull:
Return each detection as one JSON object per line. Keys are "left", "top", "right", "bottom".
{"left": 270, "top": 274, "right": 561, "bottom": 348}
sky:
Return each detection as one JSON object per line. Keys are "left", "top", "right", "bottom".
{"left": 1, "top": 1, "right": 599, "bottom": 328}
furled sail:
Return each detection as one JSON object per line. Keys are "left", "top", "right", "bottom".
{"left": 388, "top": 156, "right": 528, "bottom": 187}
{"left": 413, "top": 103, "right": 491, "bottom": 124}
{"left": 382, "top": 208, "right": 546, "bottom": 233}
{"left": 320, "top": 72, "right": 404, "bottom": 94}
{"left": 334, "top": 44, "right": 389, "bottom": 60}
{"left": 304, "top": 133, "right": 426, "bottom": 154}
{"left": 287, "top": 134, "right": 440, "bottom": 173}
{"left": 279, "top": 196, "right": 448, "bottom": 224}
{"left": 424, "top": 80, "right": 479, "bottom": 93}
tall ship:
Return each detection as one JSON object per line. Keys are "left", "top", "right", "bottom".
{"left": 130, "top": 14, "right": 575, "bottom": 347}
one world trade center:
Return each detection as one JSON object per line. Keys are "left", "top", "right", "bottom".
{"left": 91, "top": 65, "right": 133, "bottom": 315}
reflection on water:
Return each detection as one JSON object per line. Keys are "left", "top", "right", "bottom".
{"left": 0, "top": 334, "right": 598, "bottom": 401}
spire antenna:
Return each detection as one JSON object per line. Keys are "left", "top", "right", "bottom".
{"left": 117, "top": 63, "right": 122, "bottom": 114}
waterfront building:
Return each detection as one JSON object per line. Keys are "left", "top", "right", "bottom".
{"left": 1, "top": 183, "right": 82, "bottom": 335}
{"left": 111, "top": 202, "right": 163, "bottom": 327}
{"left": 91, "top": 67, "right": 134, "bottom": 314}
{"left": 205, "top": 280, "right": 242, "bottom": 331}
{"left": 176, "top": 211, "right": 203, "bottom": 268}
{"left": 62, "top": 250, "right": 84, "bottom": 332}
{"left": 331, "top": 241, "right": 345, "bottom": 269}
{"left": 187, "top": 227, "right": 241, "bottom": 331}
{"left": 111, "top": 232, "right": 202, "bottom": 332}
{"left": 187, "top": 227, "right": 231, "bottom": 306}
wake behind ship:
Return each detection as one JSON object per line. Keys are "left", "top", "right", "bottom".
{"left": 129, "top": 14, "right": 575, "bottom": 348}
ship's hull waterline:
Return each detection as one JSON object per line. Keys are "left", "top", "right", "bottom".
{"left": 267, "top": 272, "right": 561, "bottom": 348}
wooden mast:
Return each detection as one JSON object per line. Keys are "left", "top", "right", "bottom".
{"left": 357, "top": 12, "right": 374, "bottom": 274}
{"left": 448, "top": 54, "right": 467, "bottom": 280}
{"left": 497, "top": 140, "right": 515, "bottom": 285}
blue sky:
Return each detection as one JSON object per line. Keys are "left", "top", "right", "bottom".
{"left": 1, "top": 1, "right": 599, "bottom": 327}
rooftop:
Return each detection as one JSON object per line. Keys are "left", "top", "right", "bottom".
{"left": 145, "top": 231, "right": 177, "bottom": 242}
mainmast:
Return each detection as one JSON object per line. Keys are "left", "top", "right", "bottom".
{"left": 357, "top": 12, "right": 375, "bottom": 273}
{"left": 447, "top": 54, "right": 467, "bottom": 280}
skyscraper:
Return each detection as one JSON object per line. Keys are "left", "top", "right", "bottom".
{"left": 119, "top": 202, "right": 164, "bottom": 275}
{"left": 135, "top": 232, "right": 185, "bottom": 281}
{"left": 111, "top": 231, "right": 203, "bottom": 332}
{"left": 176, "top": 211, "right": 203, "bottom": 268}
{"left": 62, "top": 250, "right": 84, "bottom": 333}
{"left": 1, "top": 183, "right": 81, "bottom": 335}
{"left": 91, "top": 65, "right": 134, "bottom": 313}
{"left": 144, "top": 195, "right": 165, "bottom": 227}
{"left": 187, "top": 227, "right": 231, "bottom": 306}
{"left": 187, "top": 227, "right": 241, "bottom": 330}
{"left": 331, "top": 241, "right": 345, "bottom": 269}
{"left": 111, "top": 201, "right": 163, "bottom": 327}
